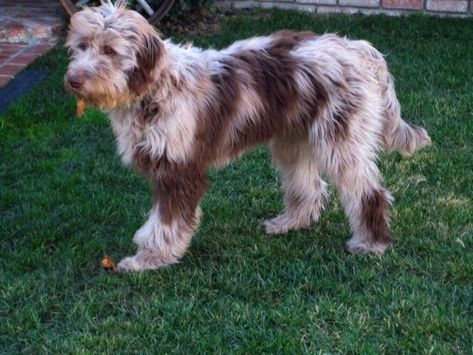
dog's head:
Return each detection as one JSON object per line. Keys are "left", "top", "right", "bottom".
{"left": 65, "top": 0, "right": 164, "bottom": 109}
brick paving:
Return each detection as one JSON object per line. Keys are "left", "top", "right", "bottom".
{"left": 0, "top": 0, "right": 66, "bottom": 88}
{"left": 0, "top": 39, "right": 58, "bottom": 87}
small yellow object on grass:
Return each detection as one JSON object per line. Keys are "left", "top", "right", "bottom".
{"left": 76, "top": 98, "right": 86, "bottom": 118}
{"left": 101, "top": 256, "right": 117, "bottom": 271}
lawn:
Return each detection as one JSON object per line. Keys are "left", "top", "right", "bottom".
{"left": 1, "top": 9, "right": 472, "bottom": 353}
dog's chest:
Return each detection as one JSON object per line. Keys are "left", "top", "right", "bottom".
{"left": 108, "top": 107, "right": 196, "bottom": 168}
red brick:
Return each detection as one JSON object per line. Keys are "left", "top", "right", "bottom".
{"left": 1, "top": 18, "right": 24, "bottom": 27}
{"left": 12, "top": 54, "right": 38, "bottom": 66}
{"left": 0, "top": 44, "right": 23, "bottom": 51}
{"left": 7, "top": 26, "right": 28, "bottom": 40}
{"left": 383, "top": 0, "right": 423, "bottom": 10}
{"left": 31, "top": 26, "right": 52, "bottom": 38}
{"left": 0, "top": 54, "right": 13, "bottom": 64}
{"left": 1, "top": 46, "right": 29, "bottom": 56}
{"left": 1, "top": 49, "right": 23, "bottom": 57}
{"left": 0, "top": 42, "right": 29, "bottom": 50}
{"left": 0, "top": 0, "right": 65, "bottom": 42}
{"left": 0, "top": 63, "right": 24, "bottom": 77}
{"left": 24, "top": 43, "right": 55, "bottom": 56}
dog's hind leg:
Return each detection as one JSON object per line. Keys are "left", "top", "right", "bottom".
{"left": 263, "top": 136, "right": 328, "bottom": 235}
{"left": 318, "top": 141, "right": 393, "bottom": 254}
{"left": 117, "top": 167, "right": 208, "bottom": 272}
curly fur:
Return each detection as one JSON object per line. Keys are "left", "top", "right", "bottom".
{"left": 65, "top": 1, "right": 431, "bottom": 271}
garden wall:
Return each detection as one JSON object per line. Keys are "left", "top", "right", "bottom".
{"left": 218, "top": 0, "right": 473, "bottom": 17}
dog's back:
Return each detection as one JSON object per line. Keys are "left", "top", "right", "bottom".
{"left": 206, "top": 31, "right": 431, "bottom": 162}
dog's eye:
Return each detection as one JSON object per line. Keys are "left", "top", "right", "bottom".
{"left": 78, "top": 43, "right": 87, "bottom": 51}
{"left": 103, "top": 46, "right": 116, "bottom": 56}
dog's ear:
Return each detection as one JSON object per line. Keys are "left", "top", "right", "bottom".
{"left": 128, "top": 31, "right": 164, "bottom": 95}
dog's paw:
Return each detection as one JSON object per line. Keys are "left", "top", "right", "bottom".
{"left": 346, "top": 238, "right": 389, "bottom": 255}
{"left": 116, "top": 251, "right": 170, "bottom": 272}
{"left": 116, "top": 256, "right": 144, "bottom": 272}
{"left": 263, "top": 214, "right": 310, "bottom": 235}
{"left": 263, "top": 216, "right": 290, "bottom": 235}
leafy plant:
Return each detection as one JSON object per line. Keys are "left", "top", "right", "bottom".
{"left": 146, "top": 0, "right": 215, "bottom": 17}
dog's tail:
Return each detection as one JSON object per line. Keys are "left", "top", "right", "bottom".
{"left": 382, "top": 72, "right": 431, "bottom": 155}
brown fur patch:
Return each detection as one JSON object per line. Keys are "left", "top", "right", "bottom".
{"left": 132, "top": 149, "right": 159, "bottom": 176}
{"left": 138, "top": 91, "right": 161, "bottom": 125}
{"left": 193, "top": 57, "right": 242, "bottom": 163}
{"left": 329, "top": 94, "right": 359, "bottom": 141}
{"left": 271, "top": 30, "right": 317, "bottom": 51}
{"left": 361, "top": 189, "right": 391, "bottom": 245}
{"left": 297, "top": 66, "right": 330, "bottom": 130}
{"left": 262, "top": 31, "right": 330, "bottom": 135}
{"left": 207, "top": 30, "right": 329, "bottom": 158}
{"left": 151, "top": 161, "right": 209, "bottom": 226}
{"left": 128, "top": 33, "right": 164, "bottom": 95}
{"left": 131, "top": 149, "right": 208, "bottom": 226}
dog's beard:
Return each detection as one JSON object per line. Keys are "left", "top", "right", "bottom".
{"left": 65, "top": 57, "right": 136, "bottom": 109}
{"left": 66, "top": 79, "right": 132, "bottom": 110}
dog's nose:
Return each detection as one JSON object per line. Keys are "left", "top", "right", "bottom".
{"left": 68, "top": 74, "right": 84, "bottom": 89}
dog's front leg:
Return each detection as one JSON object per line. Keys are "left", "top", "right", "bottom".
{"left": 117, "top": 167, "right": 209, "bottom": 272}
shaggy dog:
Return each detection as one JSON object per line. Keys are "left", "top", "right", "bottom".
{"left": 65, "top": 1, "right": 431, "bottom": 271}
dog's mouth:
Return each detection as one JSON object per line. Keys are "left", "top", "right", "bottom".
{"left": 64, "top": 77, "right": 83, "bottom": 95}
{"left": 66, "top": 85, "right": 81, "bottom": 95}
{"left": 65, "top": 86, "right": 86, "bottom": 104}
{"left": 64, "top": 79, "right": 94, "bottom": 106}
{"left": 64, "top": 75, "right": 130, "bottom": 110}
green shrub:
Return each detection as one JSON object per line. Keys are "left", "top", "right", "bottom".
{"left": 174, "top": 0, "right": 214, "bottom": 13}
{"left": 146, "top": 0, "right": 215, "bottom": 17}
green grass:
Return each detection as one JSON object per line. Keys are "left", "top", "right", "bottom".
{"left": 1, "top": 10, "right": 472, "bottom": 353}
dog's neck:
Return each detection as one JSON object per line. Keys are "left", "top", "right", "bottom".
{"left": 155, "top": 40, "right": 214, "bottom": 98}
{"left": 109, "top": 39, "right": 212, "bottom": 116}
